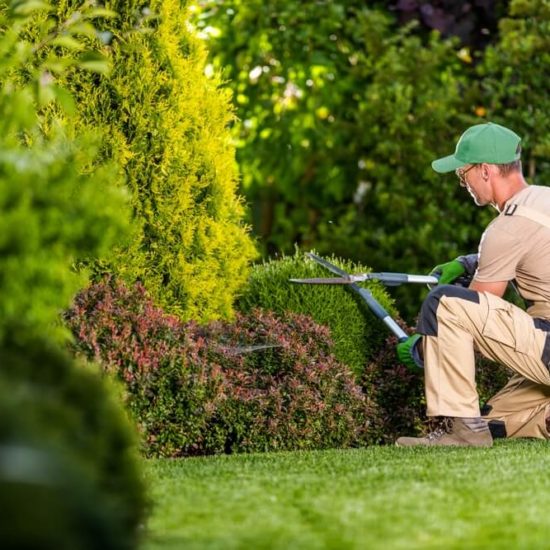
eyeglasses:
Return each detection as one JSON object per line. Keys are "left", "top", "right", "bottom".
{"left": 455, "top": 164, "right": 477, "bottom": 187}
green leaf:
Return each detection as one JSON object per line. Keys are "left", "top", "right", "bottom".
{"left": 42, "top": 56, "right": 74, "bottom": 74}
{"left": 12, "top": 0, "right": 51, "bottom": 16}
{"left": 84, "top": 8, "right": 117, "bottom": 19}
{"left": 51, "top": 84, "right": 76, "bottom": 115}
{"left": 78, "top": 51, "right": 110, "bottom": 74}
{"left": 51, "top": 35, "right": 84, "bottom": 51}
{"left": 66, "top": 21, "right": 97, "bottom": 38}
{"left": 37, "top": 81, "right": 56, "bottom": 107}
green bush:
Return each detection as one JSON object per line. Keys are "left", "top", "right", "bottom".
{"left": 46, "top": 0, "right": 257, "bottom": 321}
{"left": 0, "top": 336, "right": 146, "bottom": 549}
{"left": 203, "top": 310, "right": 379, "bottom": 452}
{"left": 0, "top": 0, "right": 132, "bottom": 345}
{"left": 237, "top": 251, "right": 397, "bottom": 378}
{"left": 66, "top": 278, "right": 378, "bottom": 456}
{"left": 195, "top": 2, "right": 482, "bottom": 276}
{"left": 0, "top": 4, "right": 146, "bottom": 546}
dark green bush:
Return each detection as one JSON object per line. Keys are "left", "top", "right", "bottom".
{"left": 0, "top": 336, "right": 146, "bottom": 549}
{"left": 195, "top": 1, "right": 478, "bottom": 276}
{"left": 237, "top": 251, "right": 397, "bottom": 378}
{"left": 66, "top": 278, "right": 378, "bottom": 456}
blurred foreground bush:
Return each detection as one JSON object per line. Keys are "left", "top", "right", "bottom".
{"left": 0, "top": 1, "right": 132, "bottom": 345}
{"left": 0, "top": 2, "right": 146, "bottom": 546}
{"left": 0, "top": 337, "right": 146, "bottom": 550}
{"left": 67, "top": 278, "right": 379, "bottom": 456}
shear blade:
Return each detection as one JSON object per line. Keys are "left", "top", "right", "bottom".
{"left": 289, "top": 277, "right": 353, "bottom": 284}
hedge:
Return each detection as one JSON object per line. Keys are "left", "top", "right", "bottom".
{"left": 237, "top": 251, "right": 397, "bottom": 378}
{"left": 0, "top": 336, "right": 146, "bottom": 549}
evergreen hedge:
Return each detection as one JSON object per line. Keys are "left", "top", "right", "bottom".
{"left": 49, "top": 0, "right": 257, "bottom": 321}
{"left": 236, "top": 251, "right": 397, "bottom": 378}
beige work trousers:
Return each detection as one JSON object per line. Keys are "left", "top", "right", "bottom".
{"left": 424, "top": 291, "right": 550, "bottom": 439}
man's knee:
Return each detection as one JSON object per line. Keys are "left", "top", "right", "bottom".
{"left": 417, "top": 284, "right": 480, "bottom": 336}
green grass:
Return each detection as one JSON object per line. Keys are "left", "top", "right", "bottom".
{"left": 142, "top": 440, "right": 550, "bottom": 550}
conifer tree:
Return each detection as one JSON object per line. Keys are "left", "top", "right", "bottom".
{"left": 54, "top": 0, "right": 256, "bottom": 321}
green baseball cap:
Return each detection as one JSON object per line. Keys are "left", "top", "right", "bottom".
{"left": 432, "top": 122, "right": 521, "bottom": 173}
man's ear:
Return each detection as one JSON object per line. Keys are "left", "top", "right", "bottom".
{"left": 481, "top": 163, "right": 491, "bottom": 181}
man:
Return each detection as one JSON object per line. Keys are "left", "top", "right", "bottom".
{"left": 396, "top": 122, "right": 550, "bottom": 447}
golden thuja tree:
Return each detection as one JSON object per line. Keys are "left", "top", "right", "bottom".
{"left": 53, "top": 0, "right": 256, "bottom": 321}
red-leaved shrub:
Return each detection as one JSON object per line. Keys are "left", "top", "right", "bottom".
{"left": 66, "top": 278, "right": 378, "bottom": 456}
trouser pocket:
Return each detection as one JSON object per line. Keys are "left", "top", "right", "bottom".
{"left": 481, "top": 293, "right": 535, "bottom": 355}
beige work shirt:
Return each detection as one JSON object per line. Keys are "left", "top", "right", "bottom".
{"left": 474, "top": 185, "right": 550, "bottom": 320}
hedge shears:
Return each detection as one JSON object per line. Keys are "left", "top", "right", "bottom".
{"left": 290, "top": 253, "right": 437, "bottom": 343}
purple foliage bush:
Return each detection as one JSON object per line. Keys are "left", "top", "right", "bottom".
{"left": 65, "top": 278, "right": 378, "bottom": 456}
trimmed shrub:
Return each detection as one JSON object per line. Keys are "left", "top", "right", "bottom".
{"left": 66, "top": 277, "right": 224, "bottom": 457}
{"left": 47, "top": 0, "right": 257, "bottom": 321}
{"left": 200, "top": 310, "right": 380, "bottom": 452}
{"left": 364, "top": 330, "right": 513, "bottom": 443}
{"left": 66, "top": 278, "right": 378, "bottom": 456}
{"left": 0, "top": 336, "right": 146, "bottom": 549}
{"left": 236, "top": 251, "right": 397, "bottom": 378}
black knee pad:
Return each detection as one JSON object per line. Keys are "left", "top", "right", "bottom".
{"left": 417, "top": 284, "right": 479, "bottom": 336}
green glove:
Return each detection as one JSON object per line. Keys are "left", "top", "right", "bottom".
{"left": 396, "top": 334, "right": 423, "bottom": 371}
{"left": 430, "top": 259, "right": 465, "bottom": 285}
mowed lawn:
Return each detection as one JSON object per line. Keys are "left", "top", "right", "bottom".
{"left": 143, "top": 440, "right": 550, "bottom": 550}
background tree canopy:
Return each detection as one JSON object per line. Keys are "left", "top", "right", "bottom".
{"left": 194, "top": 0, "right": 550, "bottom": 319}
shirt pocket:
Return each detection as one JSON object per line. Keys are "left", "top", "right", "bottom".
{"left": 482, "top": 292, "right": 535, "bottom": 354}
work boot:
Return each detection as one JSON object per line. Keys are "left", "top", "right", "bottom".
{"left": 395, "top": 417, "right": 493, "bottom": 447}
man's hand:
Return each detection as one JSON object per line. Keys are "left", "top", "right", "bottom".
{"left": 430, "top": 259, "right": 465, "bottom": 285}
{"left": 396, "top": 334, "right": 424, "bottom": 371}
{"left": 430, "top": 254, "right": 478, "bottom": 286}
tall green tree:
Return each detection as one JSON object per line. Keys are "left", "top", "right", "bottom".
{"left": 478, "top": 0, "right": 550, "bottom": 182}
{"left": 49, "top": 0, "right": 257, "bottom": 322}
{"left": 196, "top": 1, "right": 487, "bottom": 284}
